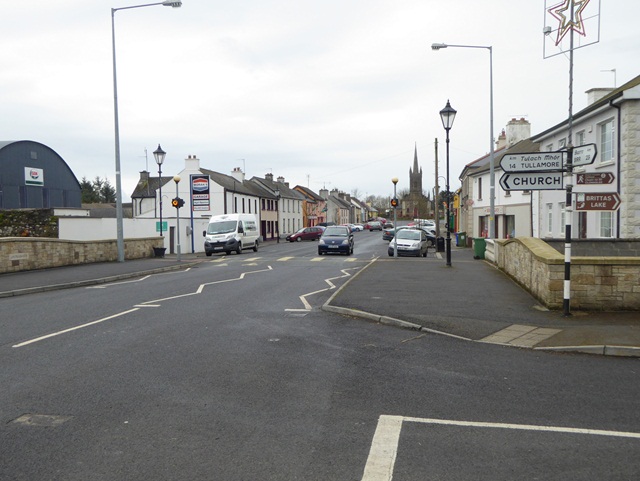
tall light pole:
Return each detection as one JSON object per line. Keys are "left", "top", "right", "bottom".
{"left": 173, "top": 175, "right": 182, "bottom": 261}
{"left": 392, "top": 177, "right": 398, "bottom": 258}
{"left": 111, "top": 0, "right": 182, "bottom": 262}
{"left": 440, "top": 100, "right": 457, "bottom": 267}
{"left": 153, "top": 144, "right": 166, "bottom": 238}
{"left": 432, "top": 42, "right": 495, "bottom": 239}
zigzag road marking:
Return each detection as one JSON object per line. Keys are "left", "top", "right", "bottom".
{"left": 140, "top": 265, "right": 274, "bottom": 304}
{"left": 14, "top": 266, "right": 273, "bottom": 348}
{"left": 286, "top": 267, "right": 358, "bottom": 312}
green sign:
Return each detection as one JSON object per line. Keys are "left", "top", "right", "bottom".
{"left": 156, "top": 221, "right": 168, "bottom": 232}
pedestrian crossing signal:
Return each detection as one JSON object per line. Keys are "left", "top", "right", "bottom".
{"left": 172, "top": 197, "right": 184, "bottom": 208}
{"left": 390, "top": 198, "right": 398, "bottom": 207}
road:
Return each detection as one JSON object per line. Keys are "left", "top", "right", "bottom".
{"left": 2, "top": 230, "right": 639, "bottom": 480}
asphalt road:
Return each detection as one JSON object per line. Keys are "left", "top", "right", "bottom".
{"left": 2, "top": 231, "right": 639, "bottom": 480}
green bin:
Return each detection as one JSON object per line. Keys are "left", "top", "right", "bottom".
{"left": 473, "top": 238, "right": 486, "bottom": 259}
{"left": 456, "top": 232, "right": 467, "bottom": 247}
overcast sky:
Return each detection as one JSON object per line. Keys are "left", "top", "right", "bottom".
{"left": 2, "top": 1, "right": 638, "bottom": 201}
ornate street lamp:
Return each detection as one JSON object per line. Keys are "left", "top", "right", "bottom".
{"left": 440, "top": 100, "right": 457, "bottom": 267}
{"left": 153, "top": 144, "right": 166, "bottom": 237}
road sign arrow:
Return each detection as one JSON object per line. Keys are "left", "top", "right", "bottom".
{"left": 571, "top": 143, "right": 597, "bottom": 167}
{"left": 574, "top": 192, "right": 621, "bottom": 211}
{"left": 499, "top": 172, "right": 564, "bottom": 191}
{"left": 500, "top": 152, "right": 564, "bottom": 172}
{"left": 576, "top": 172, "right": 614, "bottom": 184}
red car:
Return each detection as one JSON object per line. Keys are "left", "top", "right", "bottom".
{"left": 286, "top": 226, "right": 325, "bottom": 242}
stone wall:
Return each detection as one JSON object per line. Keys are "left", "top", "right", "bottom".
{"left": 495, "top": 237, "right": 640, "bottom": 310}
{"left": 545, "top": 239, "right": 640, "bottom": 257}
{"left": 0, "top": 237, "right": 164, "bottom": 274}
{"left": 0, "top": 209, "right": 58, "bottom": 237}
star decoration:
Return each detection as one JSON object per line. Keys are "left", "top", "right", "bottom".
{"left": 547, "top": 0, "right": 590, "bottom": 46}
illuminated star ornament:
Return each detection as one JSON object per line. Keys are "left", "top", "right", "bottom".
{"left": 547, "top": 0, "right": 590, "bottom": 46}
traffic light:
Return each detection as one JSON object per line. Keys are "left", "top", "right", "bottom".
{"left": 390, "top": 197, "right": 398, "bottom": 207}
{"left": 171, "top": 197, "right": 185, "bottom": 209}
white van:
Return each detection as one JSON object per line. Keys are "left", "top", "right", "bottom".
{"left": 203, "top": 213, "right": 260, "bottom": 256}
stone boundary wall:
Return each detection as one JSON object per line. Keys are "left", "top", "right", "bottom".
{"left": 0, "top": 237, "right": 163, "bottom": 274}
{"left": 495, "top": 237, "right": 640, "bottom": 311}
{"left": 544, "top": 238, "right": 640, "bottom": 257}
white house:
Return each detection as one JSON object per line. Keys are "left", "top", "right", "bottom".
{"left": 532, "top": 75, "right": 640, "bottom": 239}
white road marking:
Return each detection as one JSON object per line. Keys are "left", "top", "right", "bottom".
{"left": 12, "top": 308, "right": 140, "bottom": 348}
{"left": 361, "top": 415, "right": 403, "bottom": 481}
{"left": 361, "top": 415, "right": 640, "bottom": 481}
{"left": 14, "top": 266, "right": 273, "bottom": 347}
{"left": 289, "top": 268, "right": 357, "bottom": 311}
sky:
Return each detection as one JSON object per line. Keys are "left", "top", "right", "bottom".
{"left": 2, "top": 1, "right": 639, "bottom": 202}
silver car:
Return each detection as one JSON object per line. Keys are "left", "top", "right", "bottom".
{"left": 388, "top": 228, "right": 429, "bottom": 257}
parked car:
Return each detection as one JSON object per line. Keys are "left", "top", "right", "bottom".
{"left": 383, "top": 222, "right": 394, "bottom": 230}
{"left": 286, "top": 226, "right": 324, "bottom": 242}
{"left": 382, "top": 226, "right": 409, "bottom": 242}
{"left": 352, "top": 224, "right": 364, "bottom": 231}
{"left": 388, "top": 228, "right": 430, "bottom": 257}
{"left": 318, "top": 222, "right": 336, "bottom": 227}
{"left": 318, "top": 225, "right": 354, "bottom": 255}
{"left": 365, "top": 221, "right": 383, "bottom": 231}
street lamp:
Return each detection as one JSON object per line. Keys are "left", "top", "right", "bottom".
{"left": 274, "top": 188, "right": 281, "bottom": 243}
{"left": 392, "top": 177, "right": 398, "bottom": 258}
{"left": 153, "top": 144, "right": 166, "bottom": 237}
{"left": 173, "top": 175, "right": 181, "bottom": 261}
{"left": 432, "top": 42, "right": 495, "bottom": 239}
{"left": 111, "top": 0, "right": 182, "bottom": 262}
{"left": 440, "top": 100, "right": 457, "bottom": 267}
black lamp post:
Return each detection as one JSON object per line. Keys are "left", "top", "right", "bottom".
{"left": 153, "top": 144, "right": 166, "bottom": 237}
{"left": 439, "top": 100, "right": 456, "bottom": 267}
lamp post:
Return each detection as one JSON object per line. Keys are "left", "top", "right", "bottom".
{"left": 274, "top": 189, "right": 281, "bottom": 243}
{"left": 392, "top": 177, "right": 398, "bottom": 258}
{"left": 440, "top": 100, "right": 457, "bottom": 267}
{"left": 432, "top": 42, "right": 494, "bottom": 239}
{"left": 111, "top": 0, "right": 182, "bottom": 262}
{"left": 173, "top": 175, "right": 181, "bottom": 261}
{"left": 153, "top": 144, "right": 166, "bottom": 237}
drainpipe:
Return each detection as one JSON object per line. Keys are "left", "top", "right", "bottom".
{"left": 610, "top": 99, "right": 621, "bottom": 238}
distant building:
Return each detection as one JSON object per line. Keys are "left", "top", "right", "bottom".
{"left": 0, "top": 140, "right": 81, "bottom": 209}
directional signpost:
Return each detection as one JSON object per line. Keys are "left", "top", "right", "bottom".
{"left": 500, "top": 152, "right": 564, "bottom": 172}
{"left": 571, "top": 143, "right": 597, "bottom": 167}
{"left": 576, "top": 172, "right": 614, "bottom": 185}
{"left": 499, "top": 172, "right": 564, "bottom": 190}
{"left": 575, "top": 192, "right": 621, "bottom": 211}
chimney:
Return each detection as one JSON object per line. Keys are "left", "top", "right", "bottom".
{"left": 495, "top": 129, "right": 507, "bottom": 150}
{"left": 139, "top": 170, "right": 150, "bottom": 182}
{"left": 505, "top": 118, "right": 531, "bottom": 146}
{"left": 185, "top": 154, "right": 200, "bottom": 171}
{"left": 265, "top": 173, "right": 274, "bottom": 182}
{"left": 231, "top": 167, "right": 245, "bottom": 182}
{"left": 319, "top": 188, "right": 329, "bottom": 199}
{"left": 586, "top": 87, "right": 615, "bottom": 105}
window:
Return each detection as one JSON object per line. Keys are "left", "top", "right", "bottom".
{"left": 477, "top": 178, "right": 482, "bottom": 200}
{"left": 575, "top": 130, "right": 585, "bottom": 146}
{"left": 547, "top": 203, "right": 553, "bottom": 234}
{"left": 599, "top": 119, "right": 615, "bottom": 162}
{"left": 558, "top": 138, "right": 566, "bottom": 149}
{"left": 600, "top": 212, "right": 613, "bottom": 237}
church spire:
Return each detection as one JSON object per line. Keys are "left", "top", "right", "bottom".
{"left": 413, "top": 142, "right": 419, "bottom": 173}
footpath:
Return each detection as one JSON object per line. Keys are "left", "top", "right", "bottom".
{"left": 1, "top": 247, "right": 638, "bottom": 357}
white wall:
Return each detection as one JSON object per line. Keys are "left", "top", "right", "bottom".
{"left": 58, "top": 216, "right": 210, "bottom": 253}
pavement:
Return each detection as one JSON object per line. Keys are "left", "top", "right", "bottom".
{"left": 1, "top": 246, "right": 639, "bottom": 357}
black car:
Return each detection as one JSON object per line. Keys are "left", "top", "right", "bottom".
{"left": 318, "top": 225, "right": 354, "bottom": 255}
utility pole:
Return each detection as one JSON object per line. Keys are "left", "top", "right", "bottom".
{"left": 434, "top": 137, "right": 440, "bottom": 237}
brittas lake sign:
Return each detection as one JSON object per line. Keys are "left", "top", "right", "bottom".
{"left": 500, "top": 152, "right": 564, "bottom": 172}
